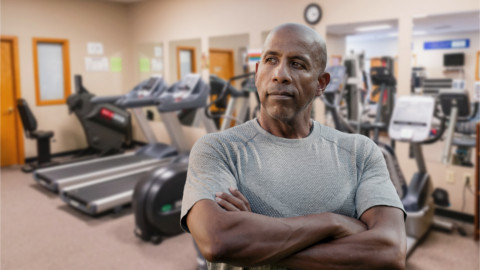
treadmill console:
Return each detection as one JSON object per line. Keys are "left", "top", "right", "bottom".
{"left": 136, "top": 75, "right": 166, "bottom": 98}
{"left": 157, "top": 74, "right": 208, "bottom": 112}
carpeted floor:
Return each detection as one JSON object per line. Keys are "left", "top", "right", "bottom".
{"left": 1, "top": 165, "right": 479, "bottom": 270}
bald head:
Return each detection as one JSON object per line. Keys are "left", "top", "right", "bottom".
{"left": 264, "top": 23, "right": 327, "bottom": 72}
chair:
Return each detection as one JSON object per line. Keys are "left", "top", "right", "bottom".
{"left": 17, "top": 98, "right": 55, "bottom": 172}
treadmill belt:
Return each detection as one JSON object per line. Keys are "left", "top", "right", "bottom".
{"left": 65, "top": 170, "right": 149, "bottom": 203}
{"left": 38, "top": 154, "right": 152, "bottom": 181}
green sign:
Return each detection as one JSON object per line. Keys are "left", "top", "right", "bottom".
{"left": 110, "top": 57, "right": 122, "bottom": 72}
{"left": 139, "top": 58, "right": 150, "bottom": 73}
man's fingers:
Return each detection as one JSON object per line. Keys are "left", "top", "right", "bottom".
{"left": 216, "top": 191, "right": 249, "bottom": 211}
{"left": 215, "top": 197, "right": 239, "bottom": 211}
{"left": 229, "top": 188, "right": 252, "bottom": 211}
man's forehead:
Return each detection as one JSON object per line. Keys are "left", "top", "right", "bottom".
{"left": 263, "top": 32, "right": 314, "bottom": 58}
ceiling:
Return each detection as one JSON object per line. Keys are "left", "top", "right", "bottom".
{"left": 327, "top": 10, "right": 480, "bottom": 39}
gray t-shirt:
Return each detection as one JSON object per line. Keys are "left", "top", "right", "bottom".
{"left": 181, "top": 119, "right": 404, "bottom": 270}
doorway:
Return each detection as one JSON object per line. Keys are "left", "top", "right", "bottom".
{"left": 209, "top": 49, "right": 234, "bottom": 80}
{"left": 1, "top": 36, "right": 24, "bottom": 167}
{"left": 176, "top": 46, "right": 196, "bottom": 80}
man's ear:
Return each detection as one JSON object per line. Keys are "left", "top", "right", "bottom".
{"left": 316, "top": 72, "right": 331, "bottom": 97}
{"left": 254, "top": 62, "right": 259, "bottom": 85}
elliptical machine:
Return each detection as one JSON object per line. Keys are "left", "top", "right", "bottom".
{"left": 67, "top": 75, "right": 132, "bottom": 156}
{"left": 132, "top": 74, "right": 212, "bottom": 243}
{"left": 388, "top": 96, "right": 439, "bottom": 256}
{"left": 132, "top": 74, "right": 256, "bottom": 244}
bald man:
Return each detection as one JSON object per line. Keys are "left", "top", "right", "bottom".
{"left": 181, "top": 23, "right": 406, "bottom": 270}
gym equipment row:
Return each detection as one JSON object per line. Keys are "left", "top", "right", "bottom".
{"left": 17, "top": 76, "right": 133, "bottom": 172}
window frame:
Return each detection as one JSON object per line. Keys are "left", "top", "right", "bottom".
{"left": 32, "top": 38, "right": 71, "bottom": 106}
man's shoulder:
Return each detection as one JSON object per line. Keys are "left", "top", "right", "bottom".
{"left": 193, "top": 120, "right": 259, "bottom": 150}
{"left": 315, "top": 122, "right": 375, "bottom": 150}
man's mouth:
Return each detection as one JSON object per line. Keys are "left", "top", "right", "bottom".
{"left": 268, "top": 91, "right": 294, "bottom": 99}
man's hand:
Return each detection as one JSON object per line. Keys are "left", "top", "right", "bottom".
{"left": 215, "top": 187, "right": 251, "bottom": 212}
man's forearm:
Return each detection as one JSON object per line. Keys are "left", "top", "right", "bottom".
{"left": 187, "top": 200, "right": 365, "bottom": 266}
{"left": 276, "top": 209, "right": 407, "bottom": 270}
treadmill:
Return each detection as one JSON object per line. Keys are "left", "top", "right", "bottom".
{"left": 60, "top": 74, "right": 209, "bottom": 215}
{"left": 33, "top": 76, "right": 176, "bottom": 192}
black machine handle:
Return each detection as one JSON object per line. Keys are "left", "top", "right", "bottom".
{"left": 204, "top": 72, "right": 255, "bottom": 120}
{"left": 91, "top": 95, "right": 125, "bottom": 104}
{"left": 116, "top": 97, "right": 160, "bottom": 108}
{"left": 74, "top": 75, "right": 89, "bottom": 94}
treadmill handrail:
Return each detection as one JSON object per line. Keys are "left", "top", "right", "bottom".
{"left": 205, "top": 72, "right": 255, "bottom": 120}
{"left": 116, "top": 97, "right": 161, "bottom": 108}
{"left": 91, "top": 95, "right": 124, "bottom": 104}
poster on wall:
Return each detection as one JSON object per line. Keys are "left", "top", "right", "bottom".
{"left": 85, "top": 57, "right": 109, "bottom": 72}
{"left": 87, "top": 42, "right": 104, "bottom": 55}
{"left": 154, "top": 46, "right": 163, "bottom": 57}
{"left": 247, "top": 49, "right": 262, "bottom": 71}
{"left": 424, "top": 39, "right": 470, "bottom": 50}
{"left": 151, "top": 58, "right": 163, "bottom": 72}
{"left": 139, "top": 58, "right": 150, "bottom": 73}
{"left": 110, "top": 57, "right": 122, "bottom": 72}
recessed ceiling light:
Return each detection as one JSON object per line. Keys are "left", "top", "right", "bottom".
{"left": 413, "top": 14, "right": 429, "bottom": 19}
{"left": 413, "top": 31, "right": 427, "bottom": 35}
{"left": 356, "top": 24, "right": 392, "bottom": 32}
{"left": 434, "top": 25, "right": 451, "bottom": 30}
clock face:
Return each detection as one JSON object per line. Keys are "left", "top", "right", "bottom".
{"left": 304, "top": 3, "right": 322, "bottom": 25}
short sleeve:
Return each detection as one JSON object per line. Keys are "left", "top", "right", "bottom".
{"left": 355, "top": 139, "right": 405, "bottom": 218}
{"left": 180, "top": 134, "right": 238, "bottom": 232}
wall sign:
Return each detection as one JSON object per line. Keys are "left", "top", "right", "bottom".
{"left": 87, "top": 42, "right": 104, "bottom": 55}
{"left": 424, "top": 39, "right": 470, "bottom": 50}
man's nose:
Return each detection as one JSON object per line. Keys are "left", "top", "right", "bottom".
{"left": 272, "top": 61, "right": 291, "bottom": 84}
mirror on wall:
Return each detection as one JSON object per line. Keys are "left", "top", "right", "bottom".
{"left": 324, "top": 19, "right": 399, "bottom": 133}
{"left": 411, "top": 10, "right": 480, "bottom": 167}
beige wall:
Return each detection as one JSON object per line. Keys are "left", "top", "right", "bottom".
{"left": 326, "top": 33, "right": 347, "bottom": 63}
{"left": 2, "top": 0, "right": 135, "bottom": 157}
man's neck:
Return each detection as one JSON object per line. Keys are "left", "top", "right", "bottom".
{"left": 258, "top": 113, "right": 313, "bottom": 139}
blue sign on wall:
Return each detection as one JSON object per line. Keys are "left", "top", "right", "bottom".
{"left": 424, "top": 39, "right": 470, "bottom": 50}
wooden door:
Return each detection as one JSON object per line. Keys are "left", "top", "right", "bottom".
{"left": 209, "top": 49, "right": 235, "bottom": 127}
{"left": 209, "top": 49, "right": 234, "bottom": 80}
{"left": 1, "top": 37, "right": 24, "bottom": 167}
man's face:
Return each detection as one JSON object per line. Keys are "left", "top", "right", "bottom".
{"left": 255, "top": 28, "right": 327, "bottom": 122}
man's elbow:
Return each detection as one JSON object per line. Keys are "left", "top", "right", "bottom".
{"left": 198, "top": 237, "right": 229, "bottom": 262}
{"left": 375, "top": 237, "right": 406, "bottom": 270}
{"left": 193, "top": 222, "right": 236, "bottom": 263}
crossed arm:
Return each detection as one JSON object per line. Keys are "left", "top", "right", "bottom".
{"left": 186, "top": 188, "right": 406, "bottom": 269}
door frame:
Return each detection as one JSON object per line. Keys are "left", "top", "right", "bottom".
{"left": 1, "top": 35, "right": 25, "bottom": 165}
{"left": 176, "top": 46, "right": 197, "bottom": 80}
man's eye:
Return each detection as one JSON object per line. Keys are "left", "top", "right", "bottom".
{"left": 265, "top": 57, "right": 277, "bottom": 64}
{"left": 292, "top": 62, "right": 305, "bottom": 69}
